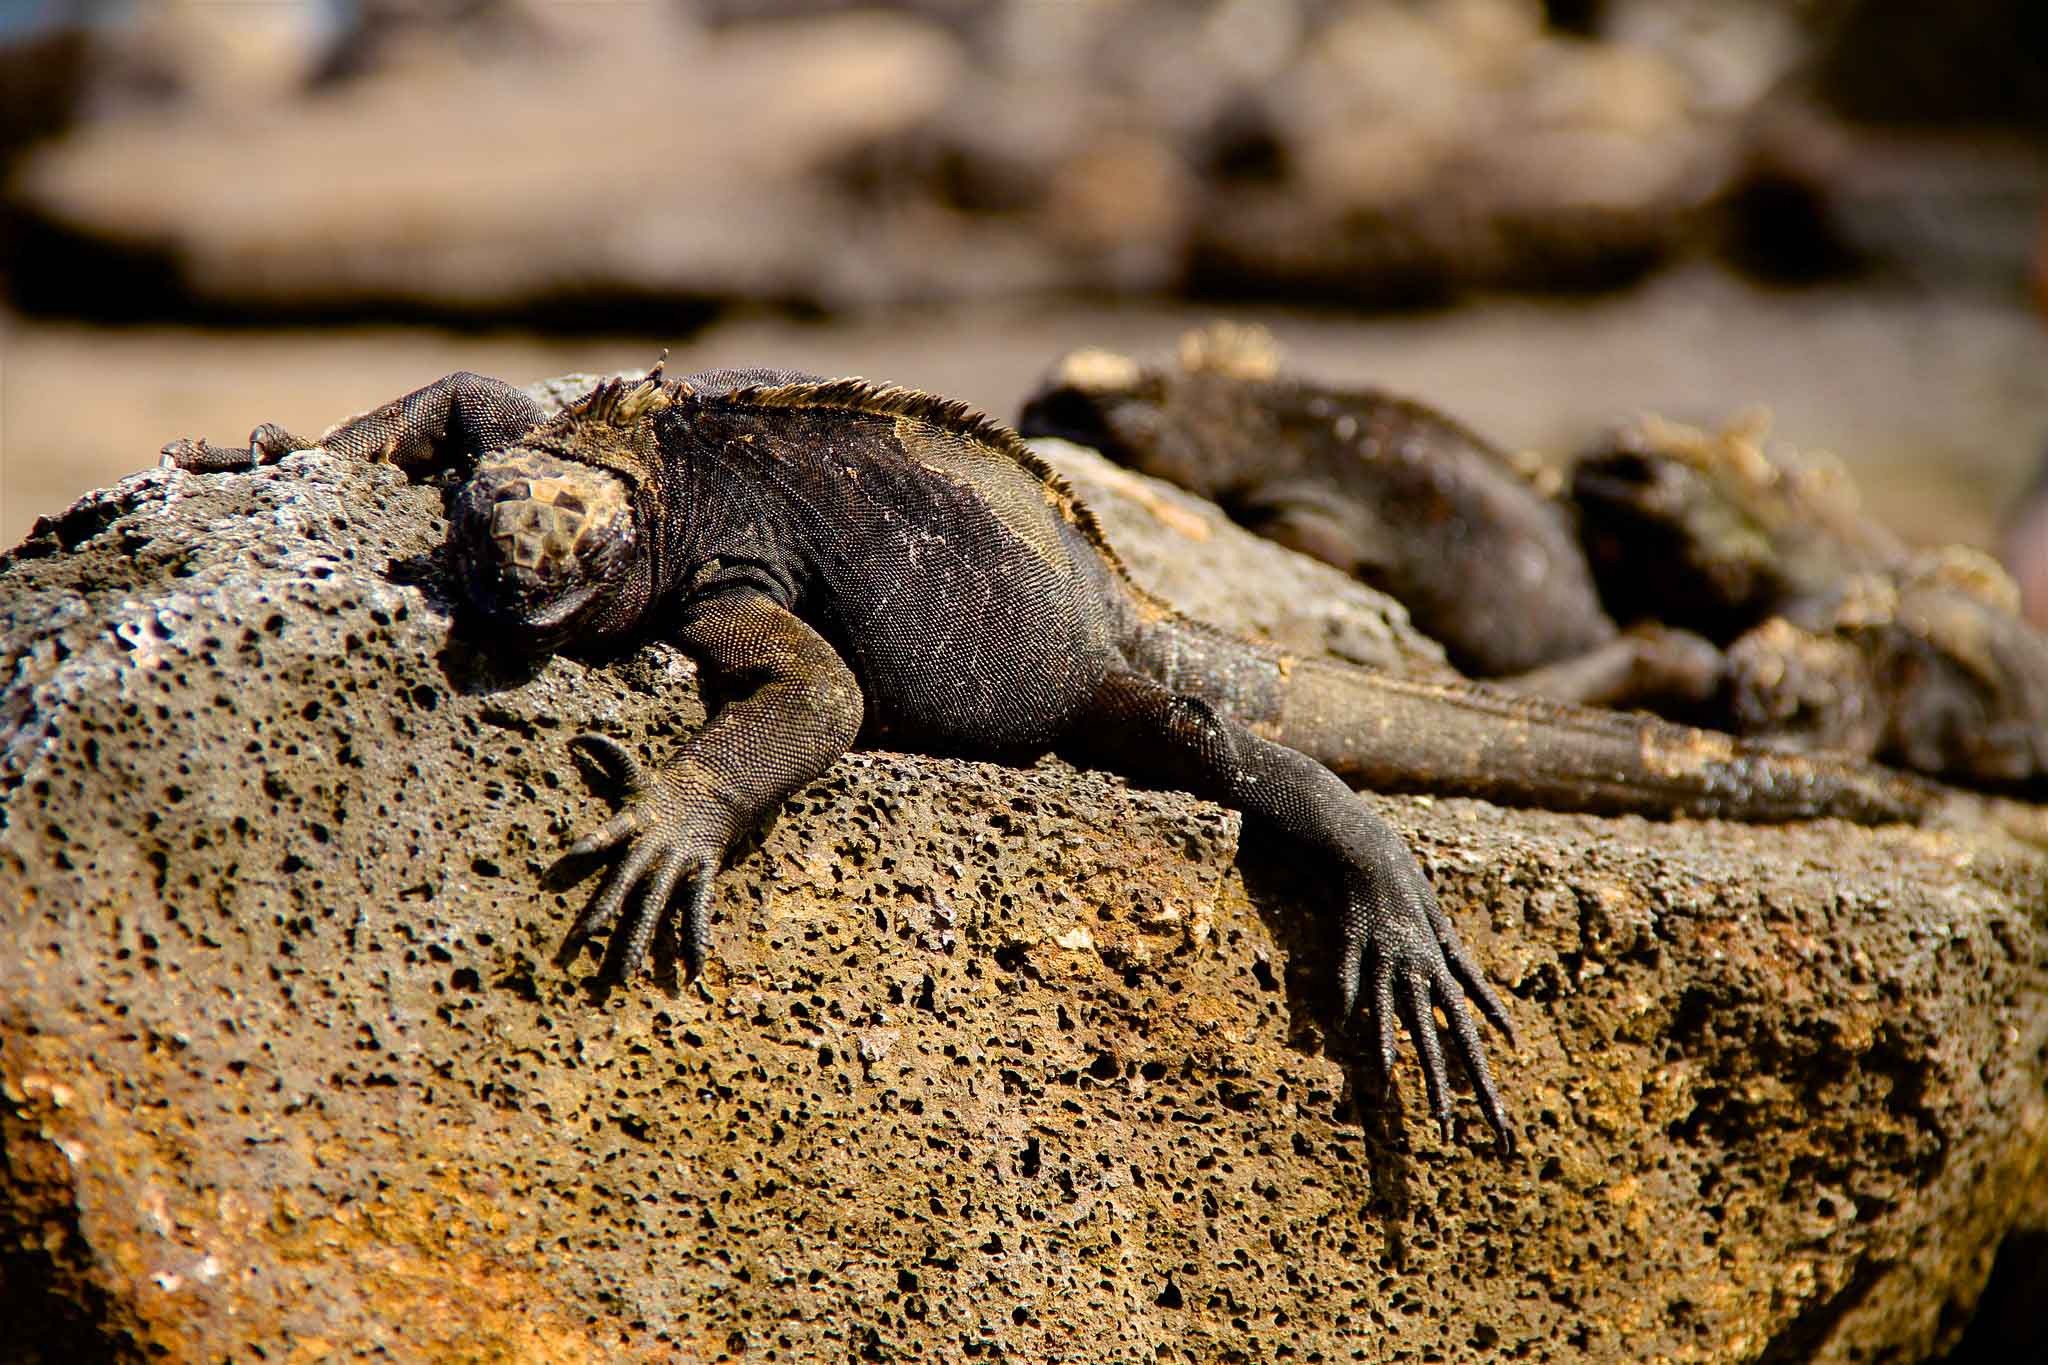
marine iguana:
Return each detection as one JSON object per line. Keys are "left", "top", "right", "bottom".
{"left": 162, "top": 364, "right": 1980, "bottom": 1154}
{"left": 1021, "top": 325, "right": 2048, "bottom": 787}
{"left": 1018, "top": 324, "right": 1722, "bottom": 712}
{"left": 1573, "top": 413, "right": 2048, "bottom": 786}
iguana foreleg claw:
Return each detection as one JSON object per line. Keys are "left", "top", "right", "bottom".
{"left": 559, "top": 733, "right": 739, "bottom": 980}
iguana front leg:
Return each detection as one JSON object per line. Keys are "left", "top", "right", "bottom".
{"left": 161, "top": 371, "right": 547, "bottom": 475}
{"left": 1073, "top": 671, "right": 1516, "bottom": 1150}
{"left": 560, "top": 588, "right": 865, "bottom": 979}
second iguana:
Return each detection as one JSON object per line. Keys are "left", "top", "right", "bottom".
{"left": 1020, "top": 326, "right": 2048, "bottom": 788}
{"left": 1017, "top": 324, "right": 1723, "bottom": 712}
{"left": 163, "top": 364, "right": 1980, "bottom": 1153}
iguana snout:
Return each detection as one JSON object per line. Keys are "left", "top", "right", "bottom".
{"left": 451, "top": 450, "right": 637, "bottom": 641}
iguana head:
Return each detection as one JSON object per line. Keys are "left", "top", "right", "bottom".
{"left": 446, "top": 371, "right": 683, "bottom": 648}
{"left": 1017, "top": 346, "right": 1170, "bottom": 461}
{"left": 1572, "top": 415, "right": 1869, "bottom": 640}
{"left": 1018, "top": 328, "right": 1280, "bottom": 496}
{"left": 450, "top": 449, "right": 640, "bottom": 649}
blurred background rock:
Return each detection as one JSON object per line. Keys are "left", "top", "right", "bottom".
{"left": 3, "top": 0, "right": 2047, "bottom": 571}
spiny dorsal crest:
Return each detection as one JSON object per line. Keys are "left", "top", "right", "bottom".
{"left": 726, "top": 376, "right": 1155, "bottom": 599}
{"left": 533, "top": 354, "right": 677, "bottom": 486}
{"left": 729, "top": 378, "right": 1021, "bottom": 456}
{"left": 564, "top": 357, "right": 677, "bottom": 431}
{"left": 1177, "top": 321, "right": 1281, "bottom": 381}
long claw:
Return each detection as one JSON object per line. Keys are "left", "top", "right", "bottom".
{"left": 570, "top": 733, "right": 647, "bottom": 793}
{"left": 1338, "top": 926, "right": 1365, "bottom": 1018}
{"left": 614, "top": 895, "right": 664, "bottom": 982}
{"left": 570, "top": 839, "right": 660, "bottom": 952}
{"left": 1428, "top": 900, "right": 1519, "bottom": 1047}
{"left": 676, "top": 867, "right": 716, "bottom": 976}
{"left": 565, "top": 809, "right": 638, "bottom": 863}
{"left": 1371, "top": 955, "right": 1401, "bottom": 1078}
{"left": 1439, "top": 970, "right": 1515, "bottom": 1154}
{"left": 616, "top": 853, "right": 690, "bottom": 981}
{"left": 1445, "top": 944, "right": 1518, "bottom": 1049}
{"left": 1396, "top": 970, "right": 1452, "bottom": 1142}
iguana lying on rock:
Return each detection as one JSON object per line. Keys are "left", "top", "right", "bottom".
{"left": 1020, "top": 325, "right": 2048, "bottom": 789}
{"left": 1574, "top": 414, "right": 2048, "bottom": 786}
{"left": 162, "top": 364, "right": 1994, "bottom": 1153}
{"left": 1017, "top": 323, "right": 1722, "bottom": 711}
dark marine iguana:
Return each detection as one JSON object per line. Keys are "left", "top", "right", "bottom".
{"left": 162, "top": 364, "right": 1990, "bottom": 1155}
{"left": 1021, "top": 325, "right": 2048, "bottom": 788}
{"left": 1573, "top": 413, "right": 2048, "bottom": 786}
{"left": 1018, "top": 323, "right": 1721, "bottom": 710}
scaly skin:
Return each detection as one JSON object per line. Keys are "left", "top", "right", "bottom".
{"left": 1578, "top": 415, "right": 2048, "bottom": 786}
{"left": 1018, "top": 324, "right": 1722, "bottom": 712}
{"left": 163, "top": 366, "right": 1999, "bottom": 1153}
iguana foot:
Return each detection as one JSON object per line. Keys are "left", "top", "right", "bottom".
{"left": 1338, "top": 854, "right": 1518, "bottom": 1154}
{"left": 161, "top": 423, "right": 318, "bottom": 472}
{"left": 556, "top": 733, "right": 738, "bottom": 980}
{"left": 1075, "top": 670, "right": 1518, "bottom": 1153}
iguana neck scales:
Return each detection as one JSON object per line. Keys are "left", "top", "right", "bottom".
{"left": 163, "top": 366, "right": 1986, "bottom": 1155}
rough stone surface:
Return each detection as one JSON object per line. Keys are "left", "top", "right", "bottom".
{"left": 3, "top": 378, "right": 2046, "bottom": 1362}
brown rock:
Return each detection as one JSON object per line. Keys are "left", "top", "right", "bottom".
{"left": 2, "top": 374, "right": 2044, "bottom": 1360}
{"left": 7, "top": 8, "right": 980, "bottom": 317}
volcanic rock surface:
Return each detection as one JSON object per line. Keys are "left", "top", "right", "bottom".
{"left": 2, "top": 375, "right": 2045, "bottom": 1362}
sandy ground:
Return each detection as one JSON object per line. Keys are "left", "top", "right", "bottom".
{"left": 6, "top": 264, "right": 2048, "bottom": 551}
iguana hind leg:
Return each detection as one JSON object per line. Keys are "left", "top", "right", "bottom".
{"left": 1069, "top": 670, "right": 1516, "bottom": 1152}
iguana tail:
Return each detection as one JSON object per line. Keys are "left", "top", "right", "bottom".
{"left": 1125, "top": 614, "right": 1991, "bottom": 829}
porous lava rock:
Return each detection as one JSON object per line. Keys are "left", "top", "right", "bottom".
{"left": 2, "top": 376, "right": 2045, "bottom": 1362}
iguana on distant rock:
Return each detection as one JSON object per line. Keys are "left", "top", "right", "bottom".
{"left": 162, "top": 365, "right": 1986, "bottom": 1154}
{"left": 1574, "top": 413, "right": 2048, "bottom": 786}
{"left": 1019, "top": 326, "right": 2048, "bottom": 789}
{"left": 1017, "top": 323, "right": 1721, "bottom": 712}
